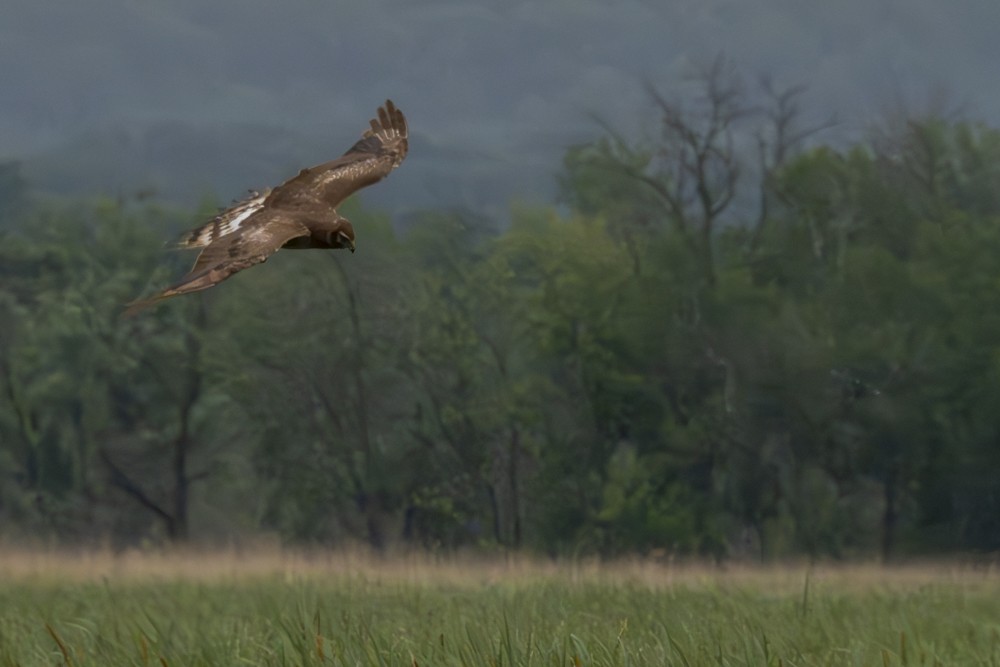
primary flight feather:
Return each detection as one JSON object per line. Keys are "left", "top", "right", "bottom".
{"left": 126, "top": 100, "right": 408, "bottom": 315}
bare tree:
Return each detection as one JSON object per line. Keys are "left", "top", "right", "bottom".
{"left": 579, "top": 57, "right": 835, "bottom": 283}
{"left": 577, "top": 57, "right": 748, "bottom": 287}
{"left": 750, "top": 77, "right": 837, "bottom": 252}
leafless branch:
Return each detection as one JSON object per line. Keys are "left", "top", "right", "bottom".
{"left": 101, "top": 448, "right": 175, "bottom": 531}
{"left": 749, "top": 78, "right": 838, "bottom": 253}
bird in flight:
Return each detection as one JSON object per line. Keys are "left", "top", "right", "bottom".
{"left": 125, "top": 100, "right": 408, "bottom": 315}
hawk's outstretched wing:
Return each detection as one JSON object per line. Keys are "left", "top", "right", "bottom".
{"left": 125, "top": 213, "right": 310, "bottom": 315}
{"left": 266, "top": 99, "right": 408, "bottom": 209}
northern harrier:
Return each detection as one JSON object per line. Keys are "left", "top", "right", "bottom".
{"left": 126, "top": 100, "right": 408, "bottom": 314}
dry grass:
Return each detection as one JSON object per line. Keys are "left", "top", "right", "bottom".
{"left": 1, "top": 544, "right": 995, "bottom": 592}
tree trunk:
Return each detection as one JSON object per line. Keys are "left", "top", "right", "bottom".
{"left": 881, "top": 469, "right": 897, "bottom": 563}
{"left": 170, "top": 305, "right": 205, "bottom": 543}
{"left": 486, "top": 483, "right": 502, "bottom": 544}
{"left": 330, "top": 255, "right": 379, "bottom": 547}
{"left": 508, "top": 426, "right": 522, "bottom": 549}
{"left": 171, "top": 418, "right": 190, "bottom": 542}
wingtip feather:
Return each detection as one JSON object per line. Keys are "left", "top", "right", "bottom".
{"left": 121, "top": 295, "right": 163, "bottom": 318}
{"left": 370, "top": 99, "right": 407, "bottom": 141}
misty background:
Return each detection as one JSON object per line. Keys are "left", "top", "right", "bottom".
{"left": 3, "top": 0, "right": 995, "bottom": 218}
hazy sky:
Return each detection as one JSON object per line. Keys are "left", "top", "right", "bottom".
{"left": 3, "top": 0, "right": 997, "bottom": 217}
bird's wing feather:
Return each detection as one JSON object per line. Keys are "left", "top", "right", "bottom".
{"left": 185, "top": 214, "right": 308, "bottom": 276}
{"left": 124, "top": 214, "right": 310, "bottom": 315}
{"left": 266, "top": 99, "right": 408, "bottom": 208}
{"left": 172, "top": 189, "right": 271, "bottom": 250}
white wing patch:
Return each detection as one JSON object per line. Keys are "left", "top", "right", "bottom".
{"left": 173, "top": 190, "right": 270, "bottom": 249}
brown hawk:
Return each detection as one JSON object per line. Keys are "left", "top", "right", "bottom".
{"left": 126, "top": 100, "right": 408, "bottom": 315}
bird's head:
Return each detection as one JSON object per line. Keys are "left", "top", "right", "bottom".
{"left": 341, "top": 233, "right": 356, "bottom": 253}
{"left": 333, "top": 219, "right": 356, "bottom": 253}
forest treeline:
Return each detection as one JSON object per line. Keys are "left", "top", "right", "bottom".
{"left": 3, "top": 70, "right": 1000, "bottom": 561}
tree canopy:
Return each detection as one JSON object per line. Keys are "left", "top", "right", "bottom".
{"left": 3, "top": 80, "right": 1000, "bottom": 562}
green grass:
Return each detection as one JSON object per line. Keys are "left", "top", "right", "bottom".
{"left": 0, "top": 551, "right": 998, "bottom": 665}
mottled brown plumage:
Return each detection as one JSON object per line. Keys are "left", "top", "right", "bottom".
{"left": 125, "top": 100, "right": 408, "bottom": 315}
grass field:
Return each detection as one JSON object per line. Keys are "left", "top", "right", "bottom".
{"left": 0, "top": 550, "right": 997, "bottom": 666}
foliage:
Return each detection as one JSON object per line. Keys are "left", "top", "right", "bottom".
{"left": 3, "top": 81, "right": 1000, "bottom": 560}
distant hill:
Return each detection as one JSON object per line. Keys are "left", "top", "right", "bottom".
{"left": 20, "top": 120, "right": 552, "bottom": 221}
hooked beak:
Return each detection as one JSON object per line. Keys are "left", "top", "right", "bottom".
{"left": 336, "top": 230, "right": 356, "bottom": 253}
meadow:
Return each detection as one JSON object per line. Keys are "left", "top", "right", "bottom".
{"left": 0, "top": 550, "right": 997, "bottom": 666}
